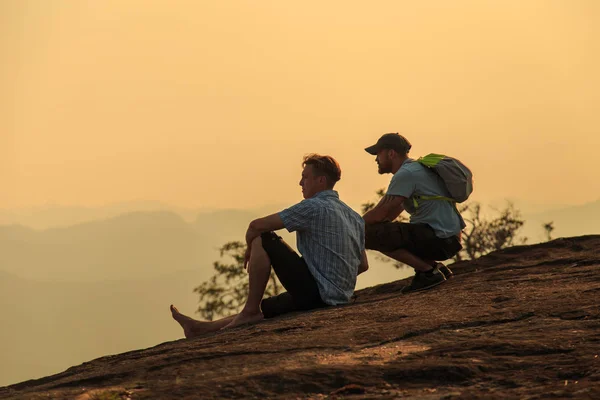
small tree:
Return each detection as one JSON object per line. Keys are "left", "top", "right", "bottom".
{"left": 542, "top": 221, "right": 555, "bottom": 242}
{"left": 194, "top": 241, "right": 283, "bottom": 321}
{"left": 457, "top": 201, "right": 527, "bottom": 261}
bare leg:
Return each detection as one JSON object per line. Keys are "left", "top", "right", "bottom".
{"left": 383, "top": 249, "right": 434, "bottom": 272}
{"left": 224, "top": 236, "right": 271, "bottom": 328}
{"left": 170, "top": 305, "right": 237, "bottom": 339}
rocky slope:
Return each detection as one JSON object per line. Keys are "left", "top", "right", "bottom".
{"left": 1, "top": 235, "right": 599, "bottom": 399}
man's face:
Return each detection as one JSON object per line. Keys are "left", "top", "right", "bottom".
{"left": 299, "top": 165, "right": 325, "bottom": 199}
{"left": 375, "top": 148, "right": 394, "bottom": 174}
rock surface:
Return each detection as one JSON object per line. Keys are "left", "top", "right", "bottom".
{"left": 2, "top": 235, "right": 599, "bottom": 399}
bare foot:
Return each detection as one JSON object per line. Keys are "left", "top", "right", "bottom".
{"left": 223, "top": 310, "right": 264, "bottom": 329}
{"left": 170, "top": 305, "right": 214, "bottom": 339}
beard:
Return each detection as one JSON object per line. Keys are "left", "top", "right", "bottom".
{"left": 377, "top": 162, "right": 392, "bottom": 174}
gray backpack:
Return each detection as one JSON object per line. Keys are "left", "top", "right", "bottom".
{"left": 414, "top": 153, "right": 473, "bottom": 205}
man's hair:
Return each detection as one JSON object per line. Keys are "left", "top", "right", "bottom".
{"left": 302, "top": 154, "right": 342, "bottom": 188}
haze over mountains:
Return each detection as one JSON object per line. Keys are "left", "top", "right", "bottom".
{"left": 0, "top": 199, "right": 598, "bottom": 386}
{"left": 0, "top": 202, "right": 393, "bottom": 386}
{"left": 0, "top": 268, "right": 205, "bottom": 387}
{"left": 521, "top": 199, "right": 600, "bottom": 241}
{"left": 0, "top": 204, "right": 266, "bottom": 385}
{"left": 0, "top": 202, "right": 294, "bottom": 282}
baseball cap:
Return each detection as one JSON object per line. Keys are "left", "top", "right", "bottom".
{"left": 364, "top": 133, "right": 412, "bottom": 155}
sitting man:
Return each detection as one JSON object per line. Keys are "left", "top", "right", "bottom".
{"left": 362, "top": 133, "right": 465, "bottom": 293}
{"left": 171, "top": 154, "right": 367, "bottom": 338}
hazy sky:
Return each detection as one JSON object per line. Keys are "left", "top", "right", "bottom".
{"left": 2, "top": 0, "right": 599, "bottom": 211}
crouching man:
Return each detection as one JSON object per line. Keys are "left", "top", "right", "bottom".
{"left": 362, "top": 133, "right": 465, "bottom": 293}
{"left": 171, "top": 154, "right": 367, "bottom": 338}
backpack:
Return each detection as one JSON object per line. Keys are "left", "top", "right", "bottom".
{"left": 414, "top": 153, "right": 473, "bottom": 206}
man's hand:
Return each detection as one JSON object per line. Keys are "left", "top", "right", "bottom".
{"left": 245, "top": 226, "right": 260, "bottom": 250}
{"left": 362, "top": 194, "right": 406, "bottom": 225}
{"left": 357, "top": 249, "right": 369, "bottom": 275}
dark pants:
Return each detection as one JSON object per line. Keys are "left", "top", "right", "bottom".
{"left": 365, "top": 222, "right": 462, "bottom": 261}
{"left": 259, "top": 232, "right": 326, "bottom": 318}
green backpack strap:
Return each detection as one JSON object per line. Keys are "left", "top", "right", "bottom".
{"left": 412, "top": 195, "right": 455, "bottom": 208}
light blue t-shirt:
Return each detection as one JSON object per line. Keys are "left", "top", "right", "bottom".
{"left": 387, "top": 159, "right": 466, "bottom": 238}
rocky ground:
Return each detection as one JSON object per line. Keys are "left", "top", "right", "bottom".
{"left": 2, "top": 235, "right": 599, "bottom": 399}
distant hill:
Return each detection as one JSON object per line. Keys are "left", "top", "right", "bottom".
{"left": 193, "top": 209, "right": 259, "bottom": 239}
{"left": 0, "top": 201, "right": 288, "bottom": 231}
{"left": 0, "top": 201, "right": 206, "bottom": 230}
{"left": 521, "top": 199, "right": 600, "bottom": 242}
{"left": 0, "top": 211, "right": 213, "bottom": 281}
{"left": 0, "top": 204, "right": 313, "bottom": 283}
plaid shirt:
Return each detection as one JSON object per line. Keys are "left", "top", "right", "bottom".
{"left": 279, "top": 190, "right": 365, "bottom": 305}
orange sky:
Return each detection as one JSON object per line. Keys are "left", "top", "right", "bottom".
{"left": 2, "top": 0, "right": 599, "bottom": 211}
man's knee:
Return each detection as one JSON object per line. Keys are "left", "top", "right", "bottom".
{"left": 259, "top": 231, "right": 278, "bottom": 247}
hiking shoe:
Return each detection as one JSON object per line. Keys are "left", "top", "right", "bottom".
{"left": 401, "top": 269, "right": 446, "bottom": 294}
{"left": 436, "top": 263, "right": 454, "bottom": 279}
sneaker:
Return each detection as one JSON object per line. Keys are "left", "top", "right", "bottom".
{"left": 436, "top": 263, "right": 454, "bottom": 279}
{"left": 401, "top": 268, "right": 447, "bottom": 294}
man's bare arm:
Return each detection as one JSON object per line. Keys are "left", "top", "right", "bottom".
{"left": 362, "top": 195, "right": 406, "bottom": 225}
{"left": 358, "top": 249, "right": 369, "bottom": 275}
{"left": 245, "top": 213, "right": 285, "bottom": 247}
